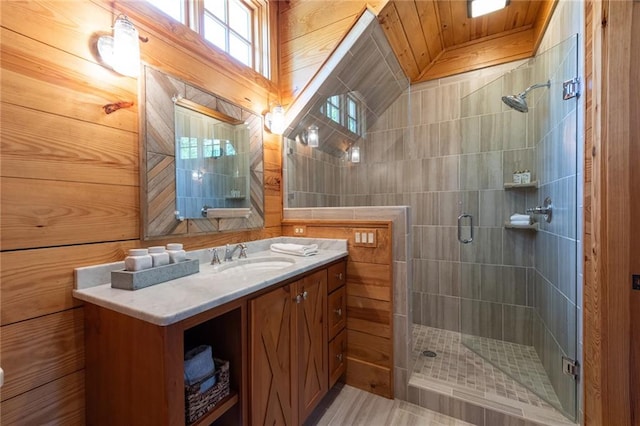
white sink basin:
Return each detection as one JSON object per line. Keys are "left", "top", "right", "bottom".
{"left": 213, "top": 257, "right": 296, "bottom": 274}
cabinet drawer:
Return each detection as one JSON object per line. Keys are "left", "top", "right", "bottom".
{"left": 328, "top": 286, "right": 346, "bottom": 340}
{"left": 327, "top": 261, "right": 346, "bottom": 293}
{"left": 329, "top": 329, "right": 347, "bottom": 389}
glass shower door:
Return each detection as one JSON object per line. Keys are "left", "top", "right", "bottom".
{"left": 459, "top": 35, "right": 580, "bottom": 421}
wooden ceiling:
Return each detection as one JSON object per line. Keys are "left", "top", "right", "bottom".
{"left": 378, "top": 0, "right": 557, "bottom": 83}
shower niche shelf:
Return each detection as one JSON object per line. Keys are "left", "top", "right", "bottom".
{"left": 504, "top": 181, "right": 538, "bottom": 190}
{"left": 504, "top": 222, "right": 539, "bottom": 231}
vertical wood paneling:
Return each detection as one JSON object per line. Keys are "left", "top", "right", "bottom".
{"left": 630, "top": 5, "right": 640, "bottom": 423}
{"left": 583, "top": 1, "right": 636, "bottom": 424}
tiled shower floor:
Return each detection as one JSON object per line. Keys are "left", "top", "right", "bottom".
{"left": 411, "top": 325, "right": 570, "bottom": 421}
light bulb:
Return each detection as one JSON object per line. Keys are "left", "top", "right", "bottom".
{"left": 307, "top": 125, "right": 319, "bottom": 147}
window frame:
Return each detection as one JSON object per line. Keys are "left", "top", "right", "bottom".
{"left": 144, "top": 0, "right": 271, "bottom": 79}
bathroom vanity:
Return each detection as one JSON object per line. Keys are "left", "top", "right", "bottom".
{"left": 73, "top": 240, "right": 347, "bottom": 426}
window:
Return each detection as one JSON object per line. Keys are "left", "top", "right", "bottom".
{"left": 179, "top": 137, "right": 199, "bottom": 159}
{"left": 320, "top": 93, "right": 365, "bottom": 136}
{"left": 145, "top": 0, "right": 271, "bottom": 77}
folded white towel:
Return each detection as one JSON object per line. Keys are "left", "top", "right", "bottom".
{"left": 270, "top": 243, "right": 318, "bottom": 257}
{"left": 510, "top": 220, "right": 532, "bottom": 226}
{"left": 510, "top": 213, "right": 531, "bottom": 222}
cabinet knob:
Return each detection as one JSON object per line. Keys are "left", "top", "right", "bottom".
{"left": 335, "top": 272, "right": 343, "bottom": 281}
{"left": 333, "top": 308, "right": 342, "bottom": 317}
{"left": 302, "top": 290, "right": 308, "bottom": 300}
{"left": 336, "top": 353, "right": 343, "bottom": 362}
{"left": 295, "top": 294, "right": 303, "bottom": 304}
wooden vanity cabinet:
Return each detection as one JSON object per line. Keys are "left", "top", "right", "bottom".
{"left": 326, "top": 260, "right": 347, "bottom": 388}
{"left": 250, "top": 268, "right": 328, "bottom": 425}
{"left": 84, "top": 299, "right": 247, "bottom": 426}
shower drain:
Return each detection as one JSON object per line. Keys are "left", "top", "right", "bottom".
{"left": 422, "top": 350, "right": 437, "bottom": 358}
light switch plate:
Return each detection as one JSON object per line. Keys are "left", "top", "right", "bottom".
{"left": 353, "top": 228, "right": 377, "bottom": 247}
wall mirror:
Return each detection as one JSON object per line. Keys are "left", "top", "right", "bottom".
{"left": 141, "top": 66, "right": 264, "bottom": 240}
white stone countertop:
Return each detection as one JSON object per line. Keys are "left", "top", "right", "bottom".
{"left": 73, "top": 237, "right": 347, "bottom": 326}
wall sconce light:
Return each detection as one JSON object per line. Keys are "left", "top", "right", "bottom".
{"left": 307, "top": 125, "right": 319, "bottom": 147}
{"left": 265, "top": 105, "right": 285, "bottom": 134}
{"left": 97, "top": 15, "right": 141, "bottom": 77}
{"left": 350, "top": 145, "right": 360, "bottom": 163}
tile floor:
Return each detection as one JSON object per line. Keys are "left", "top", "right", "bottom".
{"left": 412, "top": 325, "right": 560, "bottom": 409}
{"left": 410, "top": 325, "right": 575, "bottom": 425}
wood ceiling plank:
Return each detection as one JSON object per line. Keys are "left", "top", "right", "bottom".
{"left": 524, "top": 0, "right": 544, "bottom": 27}
{"left": 394, "top": 1, "right": 433, "bottom": 68}
{"left": 435, "top": 0, "right": 455, "bottom": 48}
{"left": 418, "top": 28, "right": 534, "bottom": 82}
{"left": 504, "top": 0, "right": 532, "bottom": 30}
{"left": 378, "top": 2, "right": 421, "bottom": 80}
{"left": 532, "top": 0, "right": 558, "bottom": 53}
{"left": 415, "top": 0, "right": 445, "bottom": 60}
{"left": 449, "top": 0, "right": 472, "bottom": 46}
{"left": 486, "top": 7, "right": 512, "bottom": 35}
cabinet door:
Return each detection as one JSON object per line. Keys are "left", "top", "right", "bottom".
{"left": 250, "top": 284, "right": 295, "bottom": 426}
{"left": 297, "top": 269, "right": 328, "bottom": 422}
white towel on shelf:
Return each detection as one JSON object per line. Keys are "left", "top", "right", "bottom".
{"left": 270, "top": 243, "right": 319, "bottom": 257}
{"left": 510, "top": 220, "right": 532, "bottom": 226}
{"left": 510, "top": 213, "right": 531, "bottom": 222}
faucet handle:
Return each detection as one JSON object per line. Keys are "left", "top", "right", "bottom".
{"left": 209, "top": 248, "right": 221, "bottom": 265}
{"left": 239, "top": 243, "right": 248, "bottom": 259}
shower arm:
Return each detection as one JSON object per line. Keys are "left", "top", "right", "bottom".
{"left": 519, "top": 80, "right": 551, "bottom": 97}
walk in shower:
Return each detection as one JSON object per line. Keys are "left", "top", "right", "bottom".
{"left": 281, "top": 9, "right": 581, "bottom": 423}
{"left": 411, "top": 34, "right": 580, "bottom": 423}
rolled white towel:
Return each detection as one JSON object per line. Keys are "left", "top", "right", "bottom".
{"left": 270, "top": 243, "right": 318, "bottom": 257}
{"left": 510, "top": 213, "right": 531, "bottom": 222}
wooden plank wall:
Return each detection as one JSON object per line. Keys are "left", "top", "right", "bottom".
{"left": 281, "top": 221, "right": 394, "bottom": 399}
{"left": 0, "top": 1, "right": 282, "bottom": 423}
{"left": 583, "top": 1, "right": 638, "bottom": 424}
{"left": 278, "top": 0, "right": 389, "bottom": 106}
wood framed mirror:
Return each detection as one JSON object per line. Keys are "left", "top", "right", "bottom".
{"left": 140, "top": 66, "right": 264, "bottom": 240}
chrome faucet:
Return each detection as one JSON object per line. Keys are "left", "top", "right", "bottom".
{"left": 209, "top": 248, "right": 221, "bottom": 265}
{"left": 224, "top": 243, "right": 247, "bottom": 261}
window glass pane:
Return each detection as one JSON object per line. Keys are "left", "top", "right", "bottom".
{"left": 204, "top": 15, "right": 227, "bottom": 50}
{"left": 146, "top": 0, "right": 183, "bottom": 22}
{"left": 229, "top": 0, "right": 251, "bottom": 40}
{"left": 204, "top": 0, "right": 226, "bottom": 21}
{"left": 229, "top": 33, "right": 251, "bottom": 66}
{"left": 348, "top": 117, "right": 357, "bottom": 134}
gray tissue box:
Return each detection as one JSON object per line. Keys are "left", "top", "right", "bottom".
{"left": 111, "top": 259, "right": 200, "bottom": 290}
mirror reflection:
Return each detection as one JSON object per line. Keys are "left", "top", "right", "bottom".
{"left": 174, "top": 101, "right": 251, "bottom": 219}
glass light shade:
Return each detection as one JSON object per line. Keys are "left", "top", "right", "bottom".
{"left": 350, "top": 146, "right": 360, "bottom": 163}
{"left": 307, "top": 125, "right": 319, "bottom": 147}
{"left": 112, "top": 16, "right": 140, "bottom": 77}
{"left": 266, "top": 105, "right": 285, "bottom": 134}
{"left": 469, "top": 0, "right": 508, "bottom": 18}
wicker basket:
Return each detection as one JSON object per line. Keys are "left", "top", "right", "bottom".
{"left": 185, "top": 358, "right": 230, "bottom": 424}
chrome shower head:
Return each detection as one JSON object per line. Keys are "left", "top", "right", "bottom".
{"left": 501, "top": 94, "right": 529, "bottom": 112}
{"left": 501, "top": 80, "right": 551, "bottom": 113}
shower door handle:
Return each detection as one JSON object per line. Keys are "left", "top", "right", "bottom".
{"left": 457, "top": 213, "right": 473, "bottom": 244}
